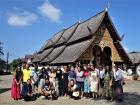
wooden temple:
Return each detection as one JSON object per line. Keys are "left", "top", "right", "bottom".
{"left": 33, "top": 10, "right": 131, "bottom": 68}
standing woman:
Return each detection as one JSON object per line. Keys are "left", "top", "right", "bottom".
{"left": 74, "top": 64, "right": 79, "bottom": 73}
{"left": 11, "top": 67, "right": 22, "bottom": 100}
{"left": 98, "top": 66, "right": 105, "bottom": 98}
{"left": 89, "top": 65, "right": 99, "bottom": 99}
{"left": 83, "top": 66, "right": 90, "bottom": 98}
{"left": 103, "top": 66, "right": 113, "bottom": 100}
{"left": 68, "top": 66, "right": 76, "bottom": 82}
{"left": 49, "top": 68, "right": 56, "bottom": 88}
{"left": 76, "top": 66, "right": 84, "bottom": 97}
{"left": 62, "top": 66, "right": 69, "bottom": 96}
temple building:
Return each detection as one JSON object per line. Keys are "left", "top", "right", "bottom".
{"left": 128, "top": 52, "right": 140, "bottom": 74}
{"left": 33, "top": 10, "right": 131, "bottom": 68}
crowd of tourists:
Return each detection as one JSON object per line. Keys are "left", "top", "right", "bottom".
{"left": 11, "top": 63, "right": 125, "bottom": 102}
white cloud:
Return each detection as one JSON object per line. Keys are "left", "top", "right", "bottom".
{"left": 38, "top": 0, "right": 62, "bottom": 22}
{"left": 7, "top": 10, "right": 38, "bottom": 27}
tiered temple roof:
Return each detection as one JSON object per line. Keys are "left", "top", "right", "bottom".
{"left": 33, "top": 10, "right": 131, "bottom": 65}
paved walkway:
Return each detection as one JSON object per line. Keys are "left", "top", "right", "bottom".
{"left": 0, "top": 75, "right": 140, "bottom": 105}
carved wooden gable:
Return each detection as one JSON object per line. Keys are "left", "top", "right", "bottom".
{"left": 79, "top": 24, "right": 124, "bottom": 62}
{"left": 100, "top": 27, "right": 124, "bottom": 62}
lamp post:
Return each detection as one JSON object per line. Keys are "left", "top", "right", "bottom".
{"left": 6, "top": 52, "right": 9, "bottom": 72}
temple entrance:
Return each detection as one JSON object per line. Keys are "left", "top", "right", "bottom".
{"left": 102, "top": 47, "right": 112, "bottom": 66}
{"left": 92, "top": 45, "right": 102, "bottom": 67}
{"left": 92, "top": 46, "right": 112, "bottom": 67}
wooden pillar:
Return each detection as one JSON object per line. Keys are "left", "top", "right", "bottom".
{"left": 112, "top": 60, "right": 114, "bottom": 69}
{"left": 111, "top": 50, "right": 114, "bottom": 69}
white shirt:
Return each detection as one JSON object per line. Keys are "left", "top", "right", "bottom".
{"left": 114, "top": 69, "right": 123, "bottom": 81}
{"left": 61, "top": 66, "right": 65, "bottom": 72}
{"left": 98, "top": 70, "right": 105, "bottom": 79}
{"left": 127, "top": 69, "right": 132, "bottom": 75}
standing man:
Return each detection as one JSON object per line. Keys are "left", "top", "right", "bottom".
{"left": 21, "top": 64, "right": 32, "bottom": 98}
{"left": 22, "top": 64, "right": 32, "bottom": 83}
{"left": 56, "top": 66, "right": 62, "bottom": 96}
{"left": 113, "top": 65, "right": 124, "bottom": 102}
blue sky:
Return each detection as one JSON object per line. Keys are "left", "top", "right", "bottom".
{"left": 0, "top": 0, "right": 140, "bottom": 62}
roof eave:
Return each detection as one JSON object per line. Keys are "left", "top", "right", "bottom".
{"left": 105, "top": 12, "right": 121, "bottom": 41}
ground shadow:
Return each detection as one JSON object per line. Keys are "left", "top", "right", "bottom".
{"left": 115, "top": 92, "right": 140, "bottom": 105}
{"left": 0, "top": 72, "right": 11, "bottom": 75}
{"left": 0, "top": 88, "right": 11, "bottom": 94}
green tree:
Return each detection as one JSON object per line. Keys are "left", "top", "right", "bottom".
{"left": 10, "top": 58, "right": 22, "bottom": 71}
{"left": 0, "top": 42, "right": 5, "bottom": 72}
{"left": 0, "top": 42, "right": 4, "bottom": 57}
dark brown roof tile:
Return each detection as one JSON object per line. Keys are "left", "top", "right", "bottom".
{"left": 42, "top": 45, "right": 66, "bottom": 63}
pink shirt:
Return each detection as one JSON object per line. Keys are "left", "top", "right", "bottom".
{"left": 83, "top": 71, "right": 89, "bottom": 77}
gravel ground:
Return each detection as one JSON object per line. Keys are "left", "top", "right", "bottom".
{"left": 0, "top": 75, "right": 140, "bottom": 105}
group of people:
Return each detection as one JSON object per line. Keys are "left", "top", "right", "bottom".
{"left": 11, "top": 63, "right": 125, "bottom": 102}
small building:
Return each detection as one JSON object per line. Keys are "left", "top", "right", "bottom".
{"left": 21, "top": 54, "right": 34, "bottom": 64}
{"left": 128, "top": 52, "right": 140, "bottom": 75}
{"left": 33, "top": 10, "right": 131, "bottom": 68}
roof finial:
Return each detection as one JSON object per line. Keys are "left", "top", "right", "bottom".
{"left": 105, "top": 2, "right": 110, "bottom": 11}
{"left": 78, "top": 17, "right": 82, "bottom": 23}
{"left": 105, "top": 8, "right": 108, "bottom": 11}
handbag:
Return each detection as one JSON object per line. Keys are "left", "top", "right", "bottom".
{"left": 72, "top": 91, "right": 79, "bottom": 97}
